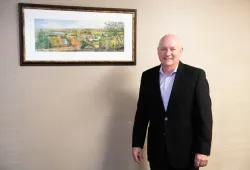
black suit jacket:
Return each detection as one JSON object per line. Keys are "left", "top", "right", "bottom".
{"left": 132, "top": 62, "right": 213, "bottom": 169}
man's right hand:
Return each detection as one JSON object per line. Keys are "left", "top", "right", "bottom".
{"left": 132, "top": 147, "right": 143, "bottom": 164}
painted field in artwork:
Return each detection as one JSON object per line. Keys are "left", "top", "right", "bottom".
{"left": 34, "top": 19, "right": 124, "bottom": 52}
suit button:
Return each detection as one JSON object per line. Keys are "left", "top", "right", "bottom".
{"left": 164, "top": 133, "right": 166, "bottom": 136}
{"left": 165, "top": 117, "right": 168, "bottom": 121}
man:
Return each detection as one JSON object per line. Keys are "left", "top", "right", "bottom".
{"left": 132, "top": 34, "right": 213, "bottom": 170}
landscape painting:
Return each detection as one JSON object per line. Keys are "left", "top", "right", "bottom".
{"left": 18, "top": 3, "right": 136, "bottom": 66}
{"left": 35, "top": 19, "right": 125, "bottom": 52}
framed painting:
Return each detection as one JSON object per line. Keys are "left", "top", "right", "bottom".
{"left": 18, "top": 3, "right": 136, "bottom": 66}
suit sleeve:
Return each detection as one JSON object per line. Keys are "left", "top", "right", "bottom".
{"left": 194, "top": 70, "right": 213, "bottom": 155}
{"left": 132, "top": 72, "right": 149, "bottom": 148}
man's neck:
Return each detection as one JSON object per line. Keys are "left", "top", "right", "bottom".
{"left": 162, "top": 63, "right": 179, "bottom": 75}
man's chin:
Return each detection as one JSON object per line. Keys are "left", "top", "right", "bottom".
{"left": 161, "top": 62, "right": 174, "bottom": 67}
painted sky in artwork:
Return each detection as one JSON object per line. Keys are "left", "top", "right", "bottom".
{"left": 35, "top": 19, "right": 106, "bottom": 29}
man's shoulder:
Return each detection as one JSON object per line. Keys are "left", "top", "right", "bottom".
{"left": 182, "top": 63, "right": 205, "bottom": 74}
{"left": 142, "top": 65, "right": 161, "bottom": 75}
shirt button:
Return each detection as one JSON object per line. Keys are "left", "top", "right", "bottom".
{"left": 165, "top": 117, "right": 168, "bottom": 121}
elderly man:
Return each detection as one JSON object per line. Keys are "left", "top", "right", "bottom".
{"left": 132, "top": 34, "right": 213, "bottom": 170}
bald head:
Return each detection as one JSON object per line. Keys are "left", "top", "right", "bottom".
{"left": 158, "top": 34, "right": 183, "bottom": 48}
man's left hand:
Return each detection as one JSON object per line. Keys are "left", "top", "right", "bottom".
{"left": 194, "top": 153, "right": 209, "bottom": 168}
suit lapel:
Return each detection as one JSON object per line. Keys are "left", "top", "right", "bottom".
{"left": 153, "top": 65, "right": 166, "bottom": 113}
{"left": 166, "top": 62, "right": 185, "bottom": 114}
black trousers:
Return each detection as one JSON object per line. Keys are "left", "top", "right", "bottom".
{"left": 149, "top": 145, "right": 199, "bottom": 170}
{"left": 149, "top": 162, "right": 199, "bottom": 170}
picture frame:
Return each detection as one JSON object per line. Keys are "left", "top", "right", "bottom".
{"left": 18, "top": 3, "right": 136, "bottom": 66}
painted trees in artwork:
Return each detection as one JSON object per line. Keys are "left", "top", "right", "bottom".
{"left": 50, "top": 36, "right": 63, "bottom": 48}
{"left": 35, "top": 30, "right": 51, "bottom": 49}
{"left": 103, "top": 22, "right": 124, "bottom": 50}
{"left": 71, "top": 37, "right": 80, "bottom": 48}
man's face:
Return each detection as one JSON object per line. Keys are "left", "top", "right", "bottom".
{"left": 157, "top": 37, "right": 183, "bottom": 67}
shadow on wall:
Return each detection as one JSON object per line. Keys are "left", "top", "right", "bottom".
{"left": 101, "top": 69, "right": 149, "bottom": 170}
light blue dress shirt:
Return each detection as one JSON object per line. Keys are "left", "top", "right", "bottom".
{"left": 159, "top": 66, "right": 178, "bottom": 111}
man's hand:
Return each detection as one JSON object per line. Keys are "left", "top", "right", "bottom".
{"left": 132, "top": 147, "right": 143, "bottom": 164}
{"left": 194, "top": 153, "right": 209, "bottom": 168}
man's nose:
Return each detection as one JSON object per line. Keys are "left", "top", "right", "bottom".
{"left": 165, "top": 50, "right": 171, "bottom": 56}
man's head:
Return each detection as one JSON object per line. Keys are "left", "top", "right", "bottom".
{"left": 157, "top": 34, "right": 183, "bottom": 68}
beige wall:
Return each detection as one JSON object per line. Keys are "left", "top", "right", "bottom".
{"left": 1, "top": 0, "right": 250, "bottom": 170}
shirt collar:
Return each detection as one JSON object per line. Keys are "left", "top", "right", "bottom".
{"left": 159, "top": 64, "right": 178, "bottom": 76}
